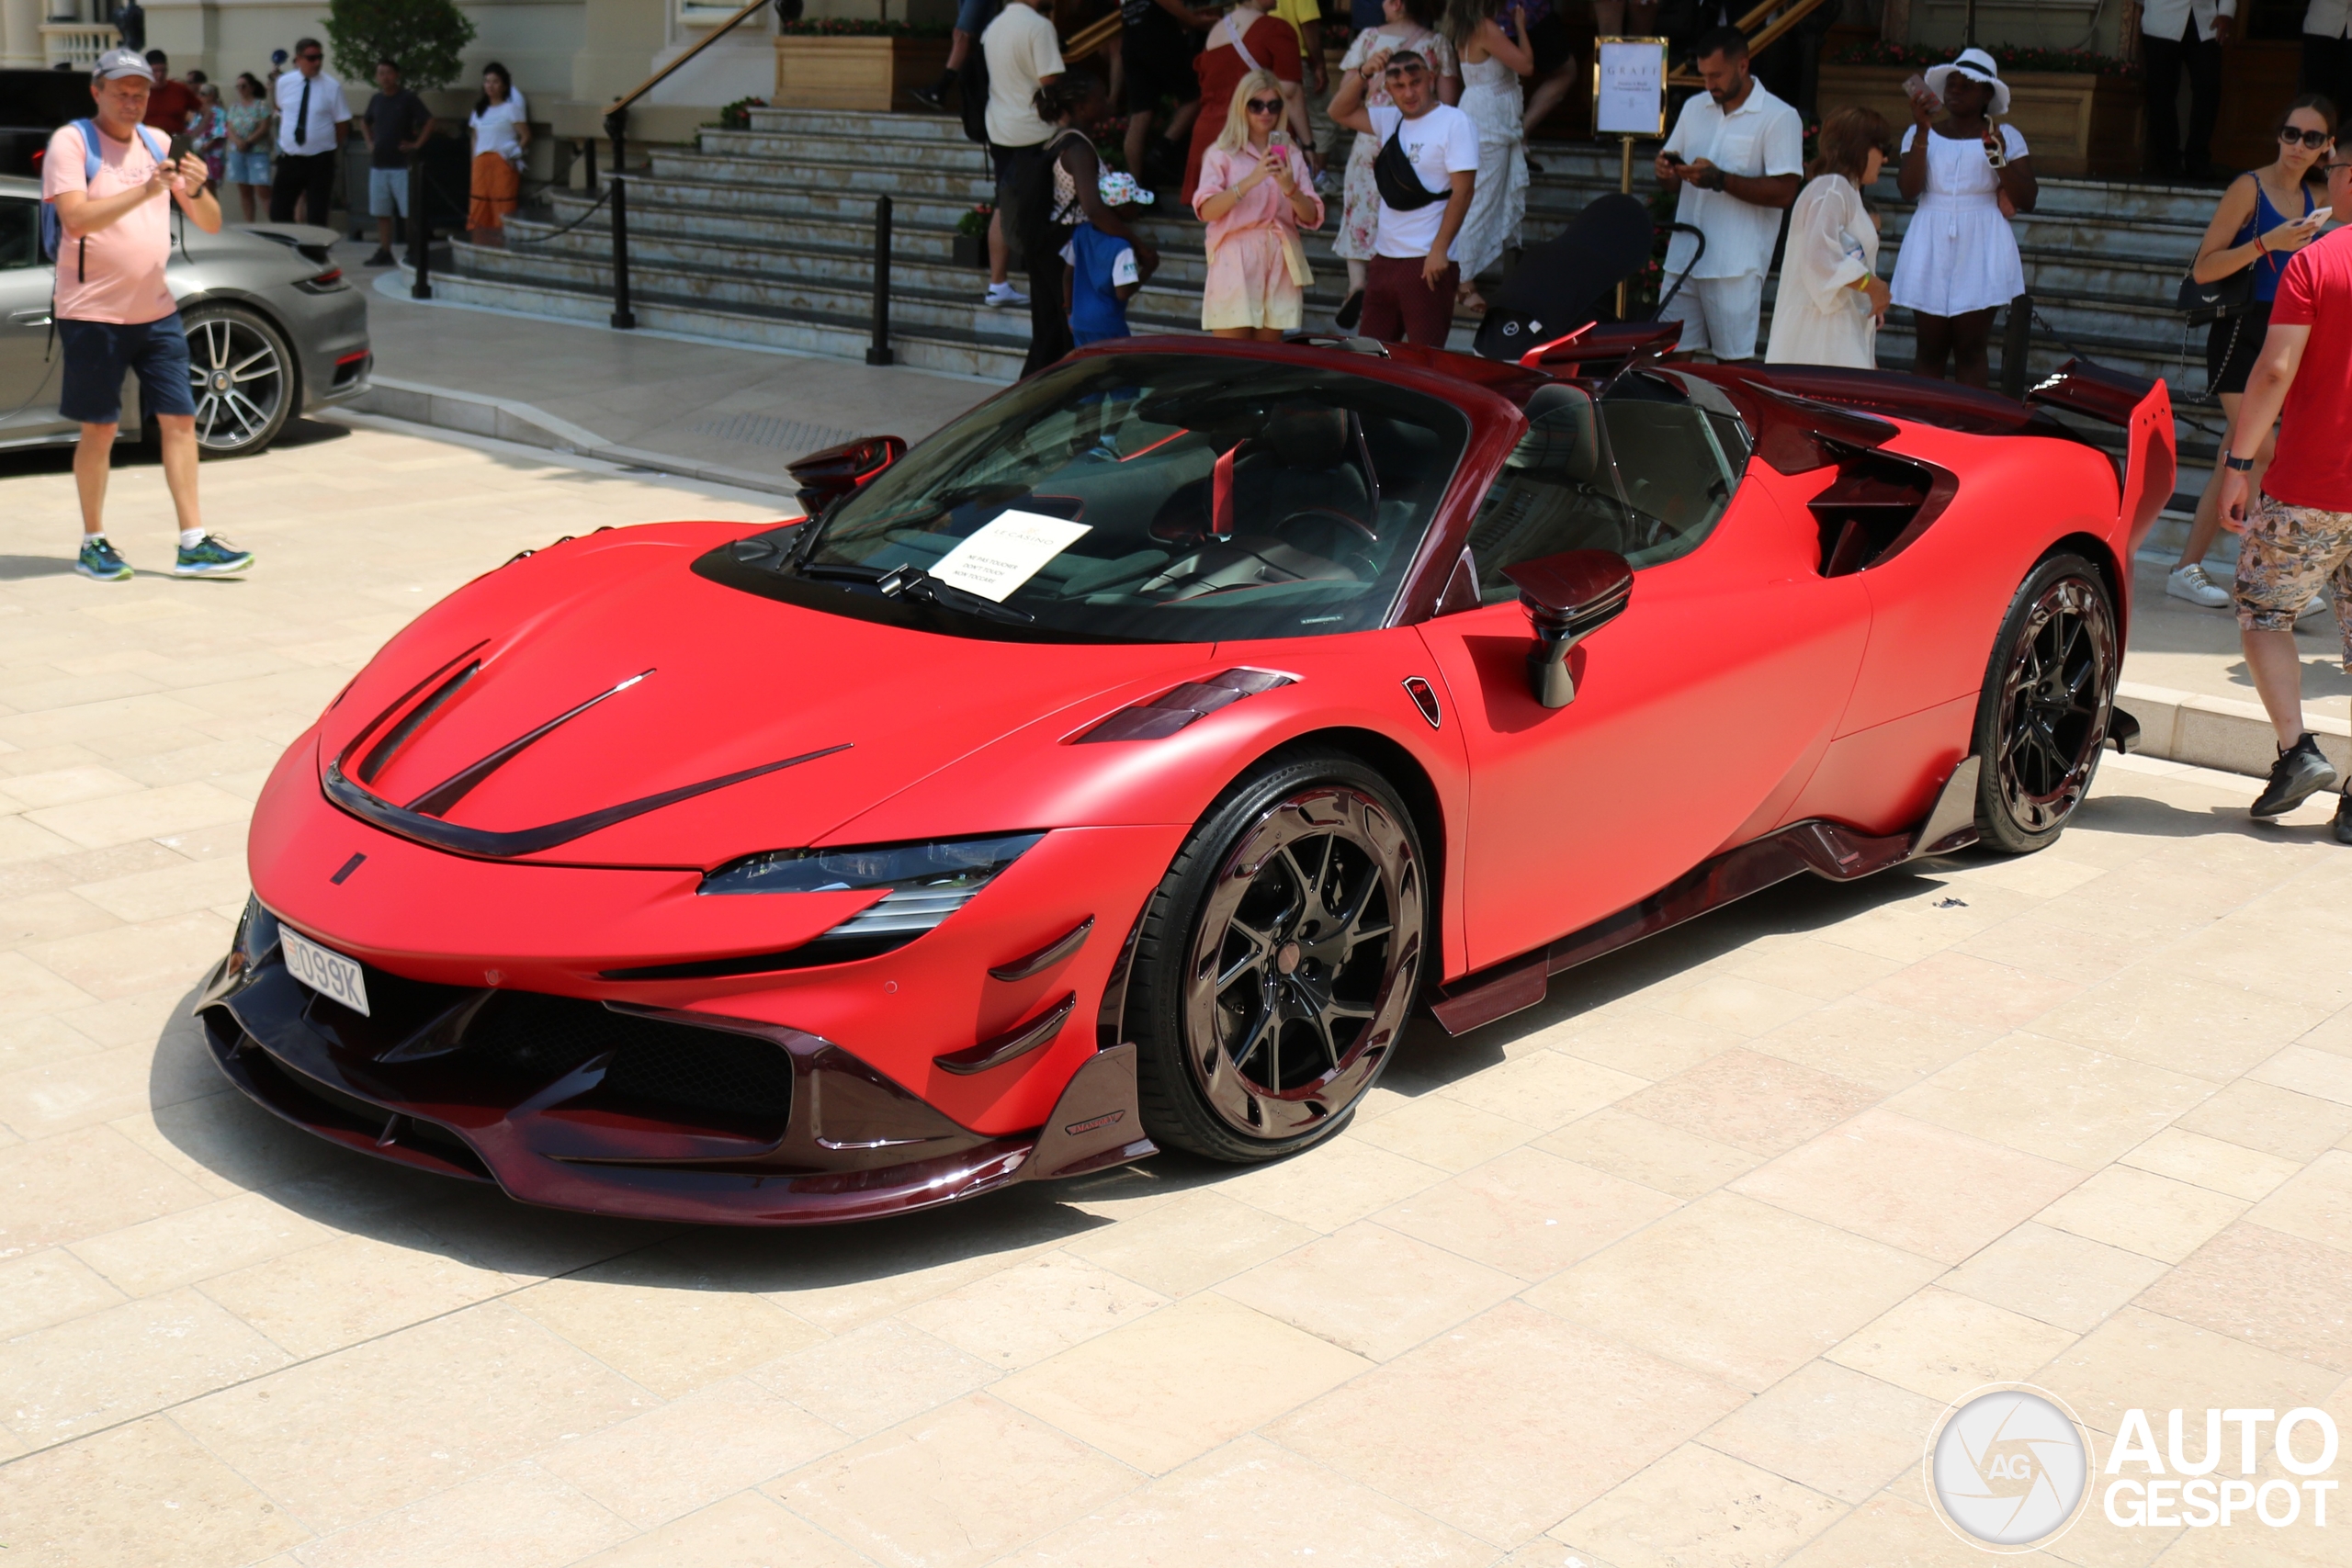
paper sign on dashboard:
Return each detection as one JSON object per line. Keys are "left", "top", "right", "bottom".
{"left": 930, "top": 510, "right": 1092, "bottom": 602}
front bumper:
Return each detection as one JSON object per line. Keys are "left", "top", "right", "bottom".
{"left": 198, "top": 901, "right": 1154, "bottom": 1224}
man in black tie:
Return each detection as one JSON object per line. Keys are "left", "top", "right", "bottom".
{"left": 269, "top": 37, "right": 349, "bottom": 224}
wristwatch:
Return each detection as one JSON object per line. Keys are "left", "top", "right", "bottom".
{"left": 1698, "top": 166, "right": 1727, "bottom": 192}
{"left": 2224, "top": 454, "right": 2256, "bottom": 471}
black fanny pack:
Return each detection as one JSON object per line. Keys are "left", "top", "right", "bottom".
{"left": 1374, "top": 125, "right": 1443, "bottom": 211}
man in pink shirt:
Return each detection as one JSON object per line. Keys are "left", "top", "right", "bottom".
{"left": 2218, "top": 143, "right": 2352, "bottom": 837}
{"left": 44, "top": 48, "right": 254, "bottom": 580}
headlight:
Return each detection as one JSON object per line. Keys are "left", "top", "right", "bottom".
{"left": 700, "top": 831, "right": 1045, "bottom": 947}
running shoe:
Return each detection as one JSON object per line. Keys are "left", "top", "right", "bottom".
{"left": 2252, "top": 733, "right": 2339, "bottom": 818}
{"left": 173, "top": 535, "right": 254, "bottom": 577}
{"left": 75, "top": 536, "right": 131, "bottom": 581}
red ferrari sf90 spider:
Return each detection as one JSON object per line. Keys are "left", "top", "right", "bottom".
{"left": 198, "top": 328, "right": 2174, "bottom": 1224}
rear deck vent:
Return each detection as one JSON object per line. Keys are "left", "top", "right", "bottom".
{"left": 1809, "top": 453, "right": 1956, "bottom": 578}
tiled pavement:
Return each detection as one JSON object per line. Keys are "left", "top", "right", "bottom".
{"left": 0, "top": 423, "right": 2348, "bottom": 1567}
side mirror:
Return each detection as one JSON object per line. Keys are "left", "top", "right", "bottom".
{"left": 1502, "top": 549, "right": 1633, "bottom": 708}
{"left": 786, "top": 435, "right": 906, "bottom": 520}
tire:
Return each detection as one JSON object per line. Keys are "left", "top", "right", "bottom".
{"left": 179, "top": 303, "right": 295, "bottom": 457}
{"left": 1971, "top": 551, "right": 2119, "bottom": 854}
{"left": 1125, "top": 750, "right": 1428, "bottom": 1163}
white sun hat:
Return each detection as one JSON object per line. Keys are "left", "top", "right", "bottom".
{"left": 1924, "top": 47, "right": 2010, "bottom": 117}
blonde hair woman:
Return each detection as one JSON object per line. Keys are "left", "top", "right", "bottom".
{"left": 1193, "top": 69, "right": 1325, "bottom": 338}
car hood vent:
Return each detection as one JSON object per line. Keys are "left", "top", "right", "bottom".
{"left": 1071, "top": 668, "right": 1296, "bottom": 743}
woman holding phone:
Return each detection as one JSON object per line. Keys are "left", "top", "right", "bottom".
{"left": 1890, "top": 46, "right": 2035, "bottom": 388}
{"left": 2165, "top": 94, "right": 2337, "bottom": 610}
{"left": 1194, "top": 67, "right": 1324, "bottom": 338}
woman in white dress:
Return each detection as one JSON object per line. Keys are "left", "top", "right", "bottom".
{"left": 1442, "top": 0, "right": 1532, "bottom": 313}
{"left": 1890, "top": 47, "right": 2036, "bottom": 387}
{"left": 1331, "top": 0, "right": 1459, "bottom": 321}
{"left": 1767, "top": 106, "right": 1892, "bottom": 367}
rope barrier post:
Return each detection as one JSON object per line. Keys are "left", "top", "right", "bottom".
{"left": 865, "top": 194, "right": 894, "bottom": 367}
{"left": 407, "top": 156, "right": 431, "bottom": 299}
{"left": 605, "top": 107, "right": 636, "bottom": 331}
{"left": 582, "top": 136, "right": 597, "bottom": 196}
{"left": 2001, "top": 290, "right": 2031, "bottom": 400}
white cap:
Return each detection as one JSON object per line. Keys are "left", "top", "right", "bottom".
{"left": 92, "top": 46, "right": 154, "bottom": 81}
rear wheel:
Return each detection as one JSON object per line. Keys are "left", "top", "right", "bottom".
{"left": 1126, "top": 751, "right": 1426, "bottom": 1163}
{"left": 1972, "top": 551, "right": 2118, "bottom": 854}
{"left": 180, "top": 303, "right": 294, "bottom": 457}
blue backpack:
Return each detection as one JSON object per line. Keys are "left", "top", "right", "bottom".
{"left": 39, "top": 118, "right": 171, "bottom": 279}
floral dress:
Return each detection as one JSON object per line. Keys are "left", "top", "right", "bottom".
{"left": 1333, "top": 25, "right": 1456, "bottom": 263}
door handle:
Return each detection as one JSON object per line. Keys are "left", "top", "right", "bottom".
{"left": 7, "top": 310, "right": 51, "bottom": 326}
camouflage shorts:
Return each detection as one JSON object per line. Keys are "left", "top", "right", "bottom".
{"left": 2235, "top": 494, "right": 2352, "bottom": 670}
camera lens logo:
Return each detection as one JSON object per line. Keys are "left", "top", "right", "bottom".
{"left": 1925, "top": 1385, "right": 2093, "bottom": 1551}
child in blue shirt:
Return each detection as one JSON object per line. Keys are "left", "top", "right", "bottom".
{"left": 1060, "top": 171, "right": 1158, "bottom": 346}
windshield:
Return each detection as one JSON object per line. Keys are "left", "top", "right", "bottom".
{"left": 775, "top": 354, "right": 1471, "bottom": 642}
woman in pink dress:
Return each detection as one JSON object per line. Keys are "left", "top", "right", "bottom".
{"left": 1193, "top": 69, "right": 1325, "bottom": 338}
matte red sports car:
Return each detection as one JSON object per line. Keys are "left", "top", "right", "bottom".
{"left": 198, "top": 329, "right": 2174, "bottom": 1224}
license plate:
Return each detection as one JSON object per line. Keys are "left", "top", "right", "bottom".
{"left": 282, "top": 928, "right": 370, "bottom": 1017}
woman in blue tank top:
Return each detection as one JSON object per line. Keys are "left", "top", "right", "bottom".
{"left": 2169, "top": 94, "right": 2337, "bottom": 611}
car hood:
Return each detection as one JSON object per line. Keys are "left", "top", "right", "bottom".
{"left": 314, "top": 525, "right": 1207, "bottom": 868}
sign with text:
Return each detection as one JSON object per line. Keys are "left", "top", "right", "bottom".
{"left": 1593, "top": 37, "right": 1668, "bottom": 138}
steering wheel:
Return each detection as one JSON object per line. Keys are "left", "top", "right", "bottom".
{"left": 1271, "top": 506, "right": 1380, "bottom": 547}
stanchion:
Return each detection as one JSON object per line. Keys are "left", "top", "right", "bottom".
{"left": 2000, "top": 292, "right": 2031, "bottom": 399}
{"left": 407, "top": 157, "right": 431, "bottom": 300}
{"left": 865, "top": 194, "right": 895, "bottom": 367}
{"left": 609, "top": 175, "right": 636, "bottom": 330}
{"left": 582, "top": 137, "right": 598, "bottom": 196}
{"left": 1616, "top": 134, "right": 1635, "bottom": 321}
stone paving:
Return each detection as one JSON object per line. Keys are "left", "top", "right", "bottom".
{"left": 0, "top": 422, "right": 2348, "bottom": 1568}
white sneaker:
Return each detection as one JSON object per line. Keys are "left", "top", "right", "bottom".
{"left": 982, "top": 283, "right": 1028, "bottom": 308}
{"left": 2165, "top": 563, "right": 2232, "bottom": 607}
{"left": 2299, "top": 592, "right": 2332, "bottom": 623}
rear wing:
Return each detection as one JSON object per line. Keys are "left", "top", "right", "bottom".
{"left": 2026, "top": 358, "right": 2177, "bottom": 559}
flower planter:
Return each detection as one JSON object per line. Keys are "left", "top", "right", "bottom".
{"left": 774, "top": 35, "right": 952, "bottom": 114}
{"left": 1818, "top": 64, "right": 2143, "bottom": 178}
{"left": 953, "top": 231, "right": 989, "bottom": 269}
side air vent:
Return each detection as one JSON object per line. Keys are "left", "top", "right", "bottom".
{"left": 1072, "top": 668, "right": 1296, "bottom": 743}
{"left": 1810, "top": 451, "right": 1958, "bottom": 579}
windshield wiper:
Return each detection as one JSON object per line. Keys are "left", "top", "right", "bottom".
{"left": 875, "top": 565, "right": 1035, "bottom": 625}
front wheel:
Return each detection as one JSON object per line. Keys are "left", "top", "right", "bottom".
{"left": 1972, "top": 551, "right": 2118, "bottom": 854}
{"left": 1125, "top": 751, "right": 1427, "bottom": 1163}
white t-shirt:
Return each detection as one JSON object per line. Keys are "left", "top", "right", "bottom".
{"left": 469, "top": 94, "right": 530, "bottom": 165}
{"left": 983, "top": 2, "right": 1064, "bottom": 149}
{"left": 1661, "top": 80, "right": 1804, "bottom": 280}
{"left": 272, "top": 68, "right": 351, "bottom": 156}
{"left": 1367, "top": 102, "right": 1479, "bottom": 258}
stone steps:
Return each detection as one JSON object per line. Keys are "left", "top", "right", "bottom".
{"left": 457, "top": 103, "right": 2221, "bottom": 399}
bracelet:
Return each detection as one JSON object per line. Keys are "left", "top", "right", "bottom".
{"left": 2255, "top": 232, "right": 2269, "bottom": 257}
{"left": 2224, "top": 454, "right": 2256, "bottom": 471}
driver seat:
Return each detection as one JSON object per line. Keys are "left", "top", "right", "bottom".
{"left": 1230, "top": 404, "right": 1372, "bottom": 533}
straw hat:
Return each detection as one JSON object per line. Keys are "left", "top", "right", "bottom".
{"left": 1924, "top": 47, "right": 2010, "bottom": 117}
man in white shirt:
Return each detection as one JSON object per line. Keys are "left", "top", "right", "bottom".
{"left": 2306, "top": 0, "right": 2352, "bottom": 121}
{"left": 1652, "top": 26, "right": 1801, "bottom": 364}
{"left": 979, "top": 0, "right": 1063, "bottom": 310}
{"left": 2142, "top": 0, "right": 2233, "bottom": 178}
{"left": 1329, "top": 50, "right": 1477, "bottom": 347}
{"left": 269, "top": 37, "right": 350, "bottom": 225}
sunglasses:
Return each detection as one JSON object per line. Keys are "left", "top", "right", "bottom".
{"left": 1384, "top": 63, "right": 1426, "bottom": 77}
{"left": 299, "top": 52, "right": 322, "bottom": 62}
{"left": 1246, "top": 96, "right": 1282, "bottom": 113}
{"left": 2283, "top": 127, "right": 2334, "bottom": 149}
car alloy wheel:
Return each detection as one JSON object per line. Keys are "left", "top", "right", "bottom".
{"left": 181, "top": 304, "right": 292, "bottom": 456}
{"left": 1129, "top": 753, "right": 1425, "bottom": 1161}
{"left": 1974, "top": 553, "right": 2116, "bottom": 852}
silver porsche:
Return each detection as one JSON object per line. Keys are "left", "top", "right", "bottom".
{"left": 0, "top": 174, "right": 370, "bottom": 457}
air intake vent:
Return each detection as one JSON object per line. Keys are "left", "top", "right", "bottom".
{"left": 1810, "top": 452, "right": 1956, "bottom": 578}
{"left": 1073, "top": 668, "right": 1296, "bottom": 743}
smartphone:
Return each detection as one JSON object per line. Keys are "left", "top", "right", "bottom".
{"left": 1661, "top": 152, "right": 1685, "bottom": 166}
{"left": 1902, "top": 73, "right": 1940, "bottom": 115}
{"left": 165, "top": 130, "right": 194, "bottom": 172}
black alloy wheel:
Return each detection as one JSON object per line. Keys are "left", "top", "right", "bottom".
{"left": 1127, "top": 751, "right": 1426, "bottom": 1162}
{"left": 180, "top": 303, "right": 293, "bottom": 457}
{"left": 1972, "top": 552, "right": 2118, "bottom": 853}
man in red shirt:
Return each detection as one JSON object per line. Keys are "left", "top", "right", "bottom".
{"left": 2218, "top": 146, "right": 2352, "bottom": 840}
{"left": 141, "top": 51, "right": 200, "bottom": 134}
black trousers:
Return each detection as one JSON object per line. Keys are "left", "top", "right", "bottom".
{"left": 2143, "top": 19, "right": 2222, "bottom": 176}
{"left": 2304, "top": 33, "right": 2352, "bottom": 121}
{"left": 269, "top": 150, "right": 337, "bottom": 224}
{"left": 1021, "top": 243, "right": 1071, "bottom": 379}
